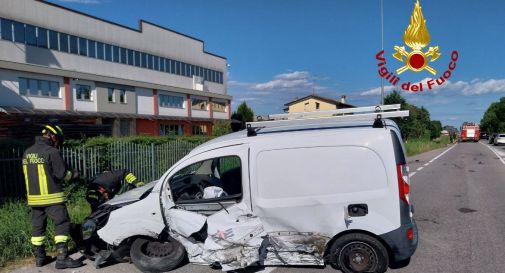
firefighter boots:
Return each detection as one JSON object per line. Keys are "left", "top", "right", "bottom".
{"left": 33, "top": 246, "right": 49, "bottom": 267}
{"left": 55, "top": 243, "right": 83, "bottom": 269}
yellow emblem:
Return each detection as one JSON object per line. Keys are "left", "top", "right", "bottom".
{"left": 393, "top": 0, "right": 441, "bottom": 75}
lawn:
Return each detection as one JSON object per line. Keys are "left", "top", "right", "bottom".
{"left": 405, "top": 135, "right": 452, "bottom": 156}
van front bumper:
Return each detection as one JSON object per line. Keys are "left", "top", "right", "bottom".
{"left": 379, "top": 219, "right": 418, "bottom": 262}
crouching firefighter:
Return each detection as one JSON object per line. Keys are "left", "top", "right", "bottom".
{"left": 22, "top": 124, "right": 83, "bottom": 269}
{"left": 86, "top": 169, "right": 144, "bottom": 211}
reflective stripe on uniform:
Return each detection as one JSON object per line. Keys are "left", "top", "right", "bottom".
{"left": 54, "top": 125, "right": 63, "bottom": 135}
{"left": 37, "top": 164, "right": 48, "bottom": 195}
{"left": 31, "top": 236, "right": 45, "bottom": 246}
{"left": 23, "top": 165, "right": 29, "bottom": 193}
{"left": 54, "top": 235, "right": 69, "bottom": 244}
{"left": 27, "top": 192, "right": 66, "bottom": 206}
{"left": 125, "top": 173, "right": 137, "bottom": 183}
{"left": 63, "top": 170, "right": 72, "bottom": 182}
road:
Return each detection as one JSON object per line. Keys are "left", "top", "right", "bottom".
{"left": 9, "top": 141, "right": 505, "bottom": 273}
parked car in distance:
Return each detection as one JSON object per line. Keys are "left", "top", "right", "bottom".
{"left": 481, "top": 131, "right": 489, "bottom": 140}
{"left": 489, "top": 133, "right": 498, "bottom": 144}
{"left": 85, "top": 107, "right": 418, "bottom": 273}
{"left": 494, "top": 134, "right": 505, "bottom": 146}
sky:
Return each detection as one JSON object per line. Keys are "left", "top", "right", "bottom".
{"left": 49, "top": 0, "right": 505, "bottom": 127}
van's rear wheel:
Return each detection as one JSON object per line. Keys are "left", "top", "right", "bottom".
{"left": 329, "top": 233, "right": 388, "bottom": 273}
{"left": 130, "top": 237, "right": 185, "bottom": 273}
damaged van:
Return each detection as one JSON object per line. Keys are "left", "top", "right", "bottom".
{"left": 85, "top": 105, "right": 418, "bottom": 273}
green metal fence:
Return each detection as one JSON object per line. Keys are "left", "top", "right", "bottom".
{"left": 0, "top": 140, "right": 202, "bottom": 198}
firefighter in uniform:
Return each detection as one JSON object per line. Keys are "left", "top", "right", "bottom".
{"left": 86, "top": 169, "right": 144, "bottom": 211}
{"left": 22, "top": 124, "right": 83, "bottom": 269}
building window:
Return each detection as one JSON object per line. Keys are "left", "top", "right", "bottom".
{"left": 1, "top": 19, "right": 13, "bottom": 41}
{"left": 112, "top": 46, "right": 119, "bottom": 63}
{"left": 69, "top": 35, "right": 78, "bottom": 54}
{"left": 212, "top": 101, "right": 226, "bottom": 112}
{"left": 160, "top": 58, "right": 166, "bottom": 72}
{"left": 25, "top": 24, "right": 37, "bottom": 46}
{"left": 37, "top": 27, "right": 48, "bottom": 48}
{"left": 181, "top": 63, "right": 186, "bottom": 77}
{"left": 160, "top": 124, "right": 184, "bottom": 136}
{"left": 141, "top": 53, "right": 147, "bottom": 68}
{"left": 78, "top": 37, "right": 87, "bottom": 56}
{"left": 170, "top": 59, "right": 176, "bottom": 74}
{"left": 316, "top": 102, "right": 320, "bottom": 110}
{"left": 134, "top": 51, "right": 141, "bottom": 67}
{"left": 159, "top": 94, "right": 184, "bottom": 108}
{"left": 88, "top": 40, "right": 96, "bottom": 58}
{"left": 19, "top": 77, "right": 59, "bottom": 97}
{"left": 76, "top": 84, "right": 92, "bottom": 100}
{"left": 13, "top": 21, "right": 25, "bottom": 43}
{"left": 192, "top": 125, "right": 208, "bottom": 136}
{"left": 59, "top": 33, "right": 68, "bottom": 52}
{"left": 147, "top": 54, "right": 153, "bottom": 70}
{"left": 119, "top": 119, "right": 130, "bottom": 136}
{"left": 120, "top": 47, "right": 127, "bottom": 64}
{"left": 119, "top": 89, "right": 127, "bottom": 103}
{"left": 96, "top": 42, "right": 104, "bottom": 59}
{"left": 153, "top": 56, "right": 159, "bottom": 71}
{"left": 127, "top": 49, "right": 134, "bottom": 66}
{"left": 105, "top": 43, "right": 112, "bottom": 61}
{"left": 191, "top": 98, "right": 208, "bottom": 111}
{"left": 48, "top": 30, "right": 58, "bottom": 50}
{"left": 108, "top": 88, "right": 115, "bottom": 103}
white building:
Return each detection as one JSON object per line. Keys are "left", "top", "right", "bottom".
{"left": 0, "top": 0, "right": 231, "bottom": 137}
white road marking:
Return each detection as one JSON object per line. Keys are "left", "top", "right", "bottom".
{"left": 480, "top": 142, "right": 505, "bottom": 165}
{"left": 410, "top": 144, "right": 457, "bottom": 178}
{"left": 260, "top": 267, "right": 276, "bottom": 273}
{"left": 424, "top": 163, "right": 429, "bottom": 166}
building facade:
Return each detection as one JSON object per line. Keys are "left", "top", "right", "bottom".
{"left": 284, "top": 94, "right": 354, "bottom": 114}
{"left": 0, "top": 0, "right": 231, "bottom": 138}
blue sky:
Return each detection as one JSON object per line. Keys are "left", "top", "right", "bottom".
{"left": 50, "top": 0, "right": 505, "bottom": 127}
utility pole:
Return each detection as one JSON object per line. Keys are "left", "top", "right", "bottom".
{"left": 380, "top": 0, "right": 385, "bottom": 105}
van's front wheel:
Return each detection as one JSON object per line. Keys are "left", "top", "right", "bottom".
{"left": 130, "top": 237, "right": 185, "bottom": 273}
{"left": 329, "top": 233, "right": 388, "bottom": 273}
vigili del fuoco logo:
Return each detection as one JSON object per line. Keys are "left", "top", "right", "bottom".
{"left": 376, "top": 0, "right": 459, "bottom": 92}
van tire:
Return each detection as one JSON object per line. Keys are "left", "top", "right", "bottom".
{"left": 130, "top": 237, "right": 185, "bottom": 273}
{"left": 329, "top": 233, "right": 388, "bottom": 273}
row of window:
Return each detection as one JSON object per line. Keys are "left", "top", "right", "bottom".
{"left": 159, "top": 94, "right": 227, "bottom": 112}
{"left": 18, "top": 77, "right": 226, "bottom": 111}
{"left": 0, "top": 18, "right": 224, "bottom": 84}
{"left": 19, "top": 78, "right": 59, "bottom": 97}
{"left": 159, "top": 124, "right": 208, "bottom": 136}
{"left": 108, "top": 88, "right": 127, "bottom": 104}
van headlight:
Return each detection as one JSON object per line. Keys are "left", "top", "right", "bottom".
{"left": 82, "top": 219, "right": 97, "bottom": 240}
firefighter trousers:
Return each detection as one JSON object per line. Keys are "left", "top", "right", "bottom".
{"left": 30, "top": 204, "right": 71, "bottom": 246}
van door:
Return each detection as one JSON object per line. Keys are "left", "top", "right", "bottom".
{"left": 159, "top": 144, "right": 266, "bottom": 270}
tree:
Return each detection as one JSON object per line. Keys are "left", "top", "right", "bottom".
{"left": 212, "top": 120, "right": 231, "bottom": 137}
{"left": 481, "top": 98, "right": 505, "bottom": 134}
{"left": 231, "top": 102, "right": 254, "bottom": 129}
{"left": 429, "top": 120, "right": 442, "bottom": 139}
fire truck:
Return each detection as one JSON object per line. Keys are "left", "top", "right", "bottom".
{"left": 460, "top": 122, "right": 480, "bottom": 142}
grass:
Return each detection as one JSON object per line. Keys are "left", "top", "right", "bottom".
{"left": 0, "top": 183, "right": 90, "bottom": 268}
{"left": 405, "top": 135, "right": 452, "bottom": 156}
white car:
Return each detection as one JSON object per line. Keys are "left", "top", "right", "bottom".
{"left": 84, "top": 105, "right": 417, "bottom": 273}
{"left": 494, "top": 134, "right": 505, "bottom": 146}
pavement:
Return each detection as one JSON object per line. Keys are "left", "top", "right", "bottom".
{"left": 7, "top": 141, "right": 505, "bottom": 273}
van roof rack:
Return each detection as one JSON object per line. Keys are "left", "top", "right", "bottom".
{"left": 246, "top": 104, "right": 409, "bottom": 135}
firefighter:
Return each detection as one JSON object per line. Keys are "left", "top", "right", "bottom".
{"left": 86, "top": 169, "right": 144, "bottom": 211}
{"left": 22, "top": 124, "right": 83, "bottom": 269}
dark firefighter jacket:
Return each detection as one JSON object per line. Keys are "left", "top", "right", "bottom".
{"left": 22, "top": 136, "right": 72, "bottom": 206}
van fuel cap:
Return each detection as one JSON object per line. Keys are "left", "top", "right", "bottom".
{"left": 348, "top": 204, "right": 368, "bottom": 217}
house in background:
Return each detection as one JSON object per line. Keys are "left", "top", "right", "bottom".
{"left": 284, "top": 94, "right": 354, "bottom": 114}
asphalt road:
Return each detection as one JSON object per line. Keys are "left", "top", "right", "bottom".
{"left": 9, "top": 141, "right": 505, "bottom": 273}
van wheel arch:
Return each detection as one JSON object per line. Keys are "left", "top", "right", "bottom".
{"left": 324, "top": 230, "right": 394, "bottom": 269}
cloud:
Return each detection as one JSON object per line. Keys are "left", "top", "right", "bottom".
{"left": 252, "top": 71, "right": 314, "bottom": 91}
{"left": 57, "top": 0, "right": 101, "bottom": 4}
{"left": 359, "top": 78, "right": 505, "bottom": 96}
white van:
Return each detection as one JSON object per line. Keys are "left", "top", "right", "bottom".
{"left": 88, "top": 105, "right": 418, "bottom": 273}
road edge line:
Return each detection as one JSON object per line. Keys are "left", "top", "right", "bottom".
{"left": 410, "top": 144, "right": 457, "bottom": 178}
{"left": 480, "top": 142, "right": 505, "bottom": 166}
